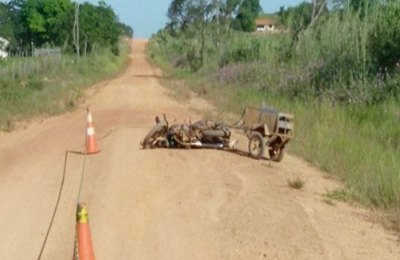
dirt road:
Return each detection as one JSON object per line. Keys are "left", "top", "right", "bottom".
{"left": 0, "top": 40, "right": 398, "bottom": 260}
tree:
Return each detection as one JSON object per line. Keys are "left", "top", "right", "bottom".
{"left": 0, "top": 0, "right": 129, "bottom": 55}
{"left": 349, "top": 0, "right": 368, "bottom": 11}
{"left": 220, "top": 0, "right": 240, "bottom": 21}
{"left": 231, "top": 0, "right": 261, "bottom": 32}
{"left": 166, "top": 0, "right": 265, "bottom": 69}
{"left": 167, "top": 0, "right": 243, "bottom": 32}
{"left": 166, "top": 0, "right": 215, "bottom": 68}
{"left": 19, "top": 0, "right": 74, "bottom": 48}
{"left": 0, "top": 2, "right": 15, "bottom": 45}
{"left": 72, "top": 2, "right": 79, "bottom": 56}
{"left": 278, "top": 2, "right": 313, "bottom": 39}
{"left": 167, "top": 0, "right": 188, "bottom": 31}
{"left": 6, "top": 0, "right": 29, "bottom": 50}
{"left": 78, "top": 1, "right": 121, "bottom": 54}
{"left": 312, "top": 0, "right": 326, "bottom": 19}
{"left": 329, "top": 0, "right": 383, "bottom": 12}
{"left": 195, "top": 0, "right": 214, "bottom": 66}
{"left": 368, "top": 2, "right": 400, "bottom": 73}
{"left": 119, "top": 22, "right": 134, "bottom": 38}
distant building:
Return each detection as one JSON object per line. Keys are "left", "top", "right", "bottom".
{"left": 0, "top": 37, "right": 9, "bottom": 58}
{"left": 255, "top": 18, "right": 276, "bottom": 33}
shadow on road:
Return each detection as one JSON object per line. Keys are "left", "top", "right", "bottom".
{"left": 140, "top": 145, "right": 269, "bottom": 161}
{"left": 134, "top": 74, "right": 164, "bottom": 79}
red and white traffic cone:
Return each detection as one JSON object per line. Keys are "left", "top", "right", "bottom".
{"left": 85, "top": 108, "right": 100, "bottom": 154}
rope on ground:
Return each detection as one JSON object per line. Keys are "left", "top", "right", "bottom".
{"left": 36, "top": 151, "right": 70, "bottom": 260}
{"left": 96, "top": 128, "right": 114, "bottom": 142}
{"left": 97, "top": 126, "right": 144, "bottom": 143}
{"left": 36, "top": 126, "right": 123, "bottom": 259}
{"left": 77, "top": 150, "right": 88, "bottom": 204}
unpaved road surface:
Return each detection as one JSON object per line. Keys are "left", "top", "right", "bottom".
{"left": 0, "top": 40, "right": 398, "bottom": 260}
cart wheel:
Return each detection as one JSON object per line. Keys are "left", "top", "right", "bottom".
{"left": 269, "top": 148, "right": 285, "bottom": 162}
{"left": 248, "top": 132, "right": 265, "bottom": 159}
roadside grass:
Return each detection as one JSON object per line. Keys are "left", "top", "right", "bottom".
{"left": 149, "top": 47, "right": 400, "bottom": 213}
{"left": 147, "top": 5, "right": 400, "bottom": 225}
{"left": 212, "top": 83, "right": 400, "bottom": 211}
{"left": 0, "top": 41, "right": 129, "bottom": 131}
{"left": 156, "top": 64, "right": 400, "bottom": 232}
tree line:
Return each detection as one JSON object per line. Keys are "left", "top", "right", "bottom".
{"left": 165, "top": 0, "right": 262, "bottom": 69}
{"left": 0, "top": 0, "right": 133, "bottom": 55}
{"left": 162, "top": 0, "right": 400, "bottom": 87}
{"left": 278, "top": 0, "right": 400, "bottom": 76}
{"left": 167, "top": 0, "right": 262, "bottom": 33}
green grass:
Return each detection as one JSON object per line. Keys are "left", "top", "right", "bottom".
{"left": 148, "top": 44, "right": 400, "bottom": 212}
{"left": 0, "top": 41, "right": 129, "bottom": 131}
{"left": 147, "top": 5, "right": 400, "bottom": 215}
{"left": 198, "top": 81, "right": 400, "bottom": 210}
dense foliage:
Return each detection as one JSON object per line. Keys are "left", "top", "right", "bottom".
{"left": 231, "top": 0, "right": 262, "bottom": 32}
{"left": 0, "top": 0, "right": 132, "bottom": 130}
{"left": 0, "top": 2, "right": 15, "bottom": 43}
{"left": 0, "top": 0, "right": 133, "bottom": 54}
{"left": 149, "top": 0, "right": 400, "bottom": 210}
{"left": 154, "top": 0, "right": 400, "bottom": 105}
{"left": 167, "top": 0, "right": 261, "bottom": 33}
{"left": 0, "top": 42, "right": 129, "bottom": 131}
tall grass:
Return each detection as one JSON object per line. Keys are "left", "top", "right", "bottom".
{"left": 153, "top": 65, "right": 400, "bottom": 210}
{"left": 291, "top": 101, "right": 400, "bottom": 208}
{"left": 148, "top": 5, "right": 400, "bottom": 211}
{"left": 0, "top": 41, "right": 129, "bottom": 131}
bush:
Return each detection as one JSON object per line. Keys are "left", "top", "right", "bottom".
{"left": 148, "top": 3, "right": 400, "bottom": 210}
{"left": 219, "top": 38, "right": 260, "bottom": 67}
{"left": 0, "top": 42, "right": 129, "bottom": 130}
{"left": 368, "top": 3, "right": 400, "bottom": 73}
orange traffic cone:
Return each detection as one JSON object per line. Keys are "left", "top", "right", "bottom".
{"left": 75, "top": 203, "right": 95, "bottom": 260}
{"left": 85, "top": 108, "right": 100, "bottom": 154}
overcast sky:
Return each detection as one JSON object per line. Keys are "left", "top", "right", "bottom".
{"left": 78, "top": 0, "right": 306, "bottom": 38}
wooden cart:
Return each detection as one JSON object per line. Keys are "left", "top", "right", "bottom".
{"left": 233, "top": 106, "right": 294, "bottom": 162}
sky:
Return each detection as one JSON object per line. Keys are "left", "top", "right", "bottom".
{"left": 84, "top": 1, "right": 307, "bottom": 39}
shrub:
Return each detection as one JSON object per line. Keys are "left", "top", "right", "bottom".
{"left": 219, "top": 38, "right": 260, "bottom": 67}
